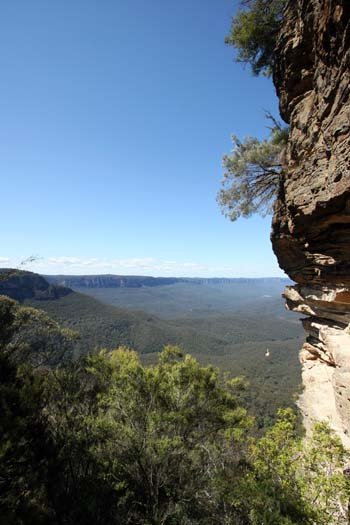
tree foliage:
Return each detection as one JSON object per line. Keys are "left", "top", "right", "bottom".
{"left": 246, "top": 410, "right": 350, "bottom": 524}
{"left": 0, "top": 295, "right": 76, "bottom": 368}
{"left": 43, "top": 346, "right": 252, "bottom": 524}
{"left": 226, "top": 0, "right": 287, "bottom": 76}
{"left": 0, "top": 297, "right": 54, "bottom": 524}
{"left": 218, "top": 123, "right": 288, "bottom": 221}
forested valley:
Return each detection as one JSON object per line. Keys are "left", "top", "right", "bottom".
{"left": 1, "top": 270, "right": 350, "bottom": 524}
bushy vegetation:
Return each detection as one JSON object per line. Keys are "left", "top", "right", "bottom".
{"left": 1, "top": 297, "right": 349, "bottom": 524}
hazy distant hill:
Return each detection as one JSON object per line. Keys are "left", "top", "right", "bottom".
{"left": 69, "top": 278, "right": 294, "bottom": 320}
{"left": 0, "top": 270, "right": 207, "bottom": 356}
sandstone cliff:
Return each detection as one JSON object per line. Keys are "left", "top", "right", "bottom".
{"left": 271, "top": 0, "right": 350, "bottom": 445}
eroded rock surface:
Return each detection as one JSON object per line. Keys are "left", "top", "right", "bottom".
{"left": 271, "top": 0, "right": 350, "bottom": 445}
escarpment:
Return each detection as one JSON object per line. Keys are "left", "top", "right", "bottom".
{"left": 271, "top": 0, "right": 350, "bottom": 445}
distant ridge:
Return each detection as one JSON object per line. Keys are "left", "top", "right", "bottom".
{"left": 45, "top": 274, "right": 182, "bottom": 289}
{"left": 0, "top": 269, "right": 71, "bottom": 302}
{"left": 44, "top": 274, "right": 291, "bottom": 289}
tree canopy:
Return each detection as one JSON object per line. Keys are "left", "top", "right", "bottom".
{"left": 226, "top": 0, "right": 287, "bottom": 76}
{"left": 218, "top": 122, "right": 288, "bottom": 221}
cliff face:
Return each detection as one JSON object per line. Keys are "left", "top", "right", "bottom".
{"left": 271, "top": 0, "right": 350, "bottom": 445}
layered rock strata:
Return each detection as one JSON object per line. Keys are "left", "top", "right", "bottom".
{"left": 271, "top": 0, "right": 350, "bottom": 445}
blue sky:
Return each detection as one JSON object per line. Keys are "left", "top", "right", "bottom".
{"left": 1, "top": 0, "right": 284, "bottom": 277}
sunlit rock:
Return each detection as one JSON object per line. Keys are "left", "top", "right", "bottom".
{"left": 271, "top": 0, "right": 350, "bottom": 446}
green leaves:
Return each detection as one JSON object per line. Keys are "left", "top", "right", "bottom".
{"left": 226, "top": 0, "right": 287, "bottom": 76}
{"left": 299, "top": 423, "right": 350, "bottom": 524}
{"left": 41, "top": 347, "right": 252, "bottom": 523}
{"left": 244, "top": 410, "right": 350, "bottom": 524}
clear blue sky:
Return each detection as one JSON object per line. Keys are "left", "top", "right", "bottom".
{"left": 1, "top": 0, "right": 284, "bottom": 277}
